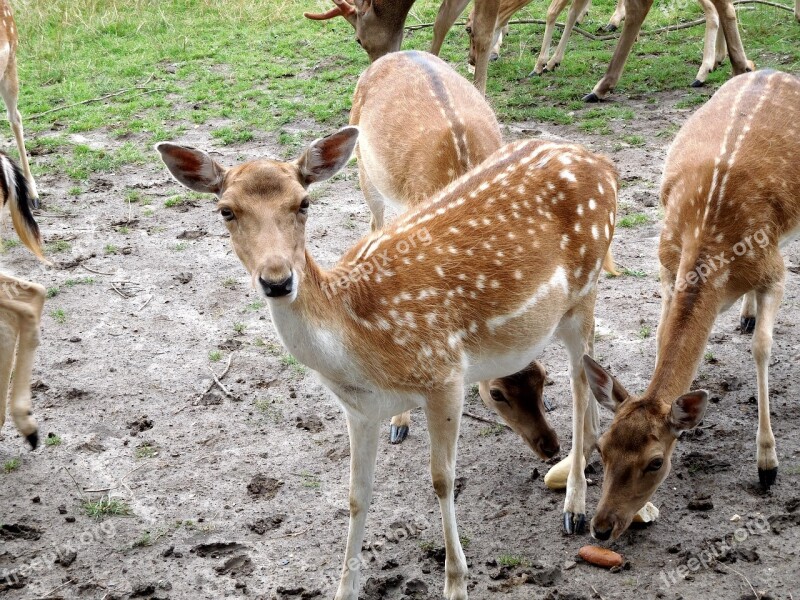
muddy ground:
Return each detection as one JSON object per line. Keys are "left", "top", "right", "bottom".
{"left": 1, "top": 88, "right": 799, "bottom": 600}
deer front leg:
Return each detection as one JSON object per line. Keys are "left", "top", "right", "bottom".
{"left": 740, "top": 290, "right": 757, "bottom": 334}
{"left": 470, "top": 0, "right": 501, "bottom": 93}
{"left": 602, "top": 0, "right": 626, "bottom": 31}
{"left": 8, "top": 302, "right": 41, "bottom": 449}
{"left": 0, "top": 60, "right": 39, "bottom": 205}
{"left": 0, "top": 317, "right": 17, "bottom": 434}
{"left": 334, "top": 413, "right": 380, "bottom": 600}
{"left": 752, "top": 277, "right": 784, "bottom": 489}
{"left": 584, "top": 0, "right": 654, "bottom": 101}
{"left": 546, "top": 0, "right": 593, "bottom": 72}
{"left": 425, "top": 383, "right": 468, "bottom": 600}
{"left": 431, "top": 0, "right": 472, "bottom": 56}
{"left": 531, "top": 0, "right": 571, "bottom": 75}
{"left": 656, "top": 265, "right": 675, "bottom": 366}
{"left": 708, "top": 0, "right": 752, "bottom": 76}
{"left": 692, "top": 0, "right": 721, "bottom": 87}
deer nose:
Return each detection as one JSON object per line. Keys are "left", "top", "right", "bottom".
{"left": 260, "top": 274, "right": 293, "bottom": 298}
{"left": 539, "top": 438, "right": 560, "bottom": 459}
{"left": 592, "top": 525, "right": 613, "bottom": 541}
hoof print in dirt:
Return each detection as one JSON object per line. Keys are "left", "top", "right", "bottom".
{"left": 295, "top": 414, "right": 324, "bottom": 433}
{"left": 177, "top": 228, "right": 206, "bottom": 240}
{"left": 403, "top": 578, "right": 428, "bottom": 596}
{"left": 247, "top": 474, "right": 284, "bottom": 499}
{"left": 0, "top": 523, "right": 42, "bottom": 541}
{"left": 421, "top": 544, "right": 446, "bottom": 566}
{"left": 56, "top": 549, "right": 78, "bottom": 567}
{"left": 174, "top": 272, "right": 193, "bottom": 284}
{"left": 687, "top": 495, "right": 714, "bottom": 511}
{"left": 192, "top": 542, "right": 248, "bottom": 558}
{"left": 276, "top": 586, "right": 322, "bottom": 598}
{"left": 247, "top": 514, "right": 285, "bottom": 535}
{"left": 128, "top": 416, "right": 154, "bottom": 436}
{"left": 0, "top": 573, "right": 28, "bottom": 592}
{"left": 197, "top": 391, "right": 223, "bottom": 406}
{"left": 215, "top": 554, "right": 254, "bottom": 577}
{"left": 362, "top": 574, "right": 404, "bottom": 599}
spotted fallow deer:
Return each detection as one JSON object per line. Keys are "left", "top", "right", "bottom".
{"left": 582, "top": 70, "right": 800, "bottom": 542}
{"left": 0, "top": 0, "right": 38, "bottom": 205}
{"left": 304, "top": 0, "right": 501, "bottom": 94}
{"left": 352, "top": 50, "right": 612, "bottom": 446}
{"left": 157, "top": 131, "right": 617, "bottom": 598}
{"left": 0, "top": 152, "right": 46, "bottom": 449}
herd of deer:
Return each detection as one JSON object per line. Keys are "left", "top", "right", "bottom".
{"left": 1, "top": 0, "right": 799, "bottom": 597}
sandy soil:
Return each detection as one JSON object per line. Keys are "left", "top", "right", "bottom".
{"left": 1, "top": 88, "right": 799, "bottom": 600}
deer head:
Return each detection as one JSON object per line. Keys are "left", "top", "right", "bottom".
{"left": 583, "top": 355, "right": 709, "bottom": 540}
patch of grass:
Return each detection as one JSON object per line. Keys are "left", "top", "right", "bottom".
{"left": 46, "top": 286, "right": 60, "bottom": 298}
{"left": 132, "top": 531, "right": 153, "bottom": 547}
{"left": 623, "top": 134, "right": 646, "bottom": 146}
{"left": 233, "top": 322, "right": 247, "bottom": 334}
{"left": 498, "top": 554, "right": 525, "bottom": 568}
{"left": 173, "top": 242, "right": 188, "bottom": 251}
{"left": 222, "top": 277, "right": 238, "bottom": 290}
{"left": 639, "top": 325, "right": 652, "bottom": 339}
{"left": 620, "top": 268, "right": 648, "bottom": 278}
{"left": 50, "top": 309, "right": 67, "bottom": 324}
{"left": 255, "top": 397, "right": 284, "bottom": 423}
{"left": 135, "top": 445, "right": 157, "bottom": 459}
{"left": 104, "top": 244, "right": 119, "bottom": 255}
{"left": 82, "top": 496, "right": 132, "bottom": 519}
{"left": 212, "top": 126, "right": 254, "bottom": 145}
{"left": 46, "top": 240, "right": 72, "bottom": 254}
{"left": 65, "top": 277, "right": 95, "bottom": 287}
{"left": 479, "top": 424, "right": 506, "bottom": 437}
{"left": 299, "top": 471, "right": 321, "bottom": 489}
{"left": 45, "top": 434, "right": 62, "bottom": 447}
{"left": 68, "top": 186, "right": 82, "bottom": 196}
{"left": 3, "top": 458, "right": 21, "bottom": 473}
{"left": 618, "top": 213, "right": 651, "bottom": 228}
{"left": 164, "top": 195, "right": 186, "bottom": 208}
{"left": 209, "top": 350, "right": 223, "bottom": 362}
{"left": 280, "top": 353, "right": 307, "bottom": 375}
{"left": 1, "top": 239, "right": 21, "bottom": 251}
{"left": 247, "top": 300, "right": 265, "bottom": 311}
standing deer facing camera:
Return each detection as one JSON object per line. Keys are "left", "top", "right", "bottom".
{"left": 157, "top": 131, "right": 618, "bottom": 598}
{"left": 1, "top": 152, "right": 47, "bottom": 449}
{"left": 583, "top": 70, "right": 800, "bottom": 542}
{"left": 0, "top": 0, "right": 38, "bottom": 205}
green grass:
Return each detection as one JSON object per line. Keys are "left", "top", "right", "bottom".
{"left": 639, "top": 325, "right": 652, "bottom": 339}
{"left": 3, "top": 458, "right": 21, "bottom": 473}
{"left": 498, "top": 554, "right": 525, "bottom": 568}
{"left": 65, "top": 277, "right": 96, "bottom": 287}
{"left": 209, "top": 350, "right": 222, "bottom": 362}
{"left": 50, "top": 309, "right": 67, "bottom": 324}
{"left": 618, "top": 213, "right": 652, "bottom": 228}
{"left": 46, "top": 240, "right": 72, "bottom": 254}
{"left": 1, "top": 239, "right": 21, "bottom": 252}
{"left": 46, "top": 286, "right": 60, "bottom": 298}
{"left": 104, "top": 244, "right": 119, "bottom": 255}
{"left": 83, "top": 496, "right": 133, "bottom": 519}
{"left": 233, "top": 322, "right": 247, "bottom": 334}
{"left": 45, "top": 434, "right": 63, "bottom": 447}
{"left": 135, "top": 445, "right": 157, "bottom": 459}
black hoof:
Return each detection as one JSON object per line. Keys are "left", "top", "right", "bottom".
{"left": 563, "top": 512, "right": 587, "bottom": 535}
{"left": 543, "top": 397, "right": 555, "bottom": 413}
{"left": 582, "top": 92, "right": 601, "bottom": 103}
{"left": 690, "top": 79, "right": 705, "bottom": 88}
{"left": 26, "top": 430, "right": 39, "bottom": 450}
{"left": 390, "top": 424, "right": 409, "bottom": 445}
{"left": 489, "top": 52, "right": 500, "bottom": 62}
{"left": 740, "top": 316, "right": 756, "bottom": 334}
{"left": 31, "top": 197, "right": 41, "bottom": 210}
{"left": 543, "top": 63, "right": 559, "bottom": 73}
{"left": 601, "top": 23, "right": 618, "bottom": 32}
{"left": 759, "top": 467, "right": 777, "bottom": 490}
{"left": 526, "top": 70, "right": 543, "bottom": 78}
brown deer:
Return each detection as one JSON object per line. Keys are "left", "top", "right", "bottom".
{"left": 0, "top": 0, "right": 38, "bottom": 205}
{"left": 350, "top": 50, "right": 561, "bottom": 452}
{"left": 583, "top": 70, "right": 800, "bottom": 542}
{"left": 157, "top": 131, "right": 618, "bottom": 598}
{"left": 1, "top": 152, "right": 47, "bottom": 449}
{"left": 304, "top": 0, "right": 501, "bottom": 93}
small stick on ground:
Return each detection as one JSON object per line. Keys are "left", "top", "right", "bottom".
{"left": 591, "top": 585, "right": 607, "bottom": 600}
{"left": 36, "top": 579, "right": 75, "bottom": 599}
{"left": 81, "top": 264, "right": 115, "bottom": 276}
{"left": 83, "top": 462, "right": 149, "bottom": 493}
{"left": 209, "top": 357, "right": 238, "bottom": 400}
{"left": 463, "top": 411, "right": 510, "bottom": 429}
{"left": 721, "top": 564, "right": 760, "bottom": 599}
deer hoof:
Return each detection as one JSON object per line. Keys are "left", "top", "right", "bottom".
{"left": 563, "top": 512, "right": 587, "bottom": 535}
{"left": 582, "top": 92, "right": 601, "bottom": 103}
{"left": 740, "top": 316, "right": 756, "bottom": 334}
{"left": 601, "top": 23, "right": 618, "bottom": 32}
{"left": 26, "top": 430, "right": 39, "bottom": 450}
{"left": 759, "top": 467, "right": 777, "bottom": 490}
{"left": 543, "top": 397, "right": 555, "bottom": 413}
{"left": 489, "top": 52, "right": 500, "bottom": 62}
{"left": 690, "top": 79, "right": 705, "bottom": 88}
{"left": 390, "top": 424, "right": 409, "bottom": 445}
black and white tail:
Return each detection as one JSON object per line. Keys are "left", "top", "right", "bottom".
{"left": 1, "top": 151, "right": 45, "bottom": 261}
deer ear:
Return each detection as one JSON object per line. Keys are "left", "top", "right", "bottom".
{"left": 670, "top": 390, "right": 709, "bottom": 434}
{"left": 296, "top": 126, "right": 359, "bottom": 187}
{"left": 582, "top": 355, "right": 629, "bottom": 413}
{"left": 156, "top": 143, "right": 226, "bottom": 196}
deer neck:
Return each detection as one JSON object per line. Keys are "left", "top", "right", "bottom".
{"left": 645, "top": 284, "right": 719, "bottom": 405}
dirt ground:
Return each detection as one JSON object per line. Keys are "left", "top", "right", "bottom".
{"left": 1, "top": 88, "right": 799, "bottom": 600}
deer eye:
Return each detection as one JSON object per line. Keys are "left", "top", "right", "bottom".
{"left": 299, "top": 197, "right": 310, "bottom": 215}
{"left": 645, "top": 458, "right": 664, "bottom": 472}
{"left": 220, "top": 207, "right": 235, "bottom": 222}
{"left": 489, "top": 388, "right": 507, "bottom": 403}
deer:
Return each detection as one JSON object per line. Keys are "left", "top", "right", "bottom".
{"left": 304, "top": 0, "right": 501, "bottom": 94}
{"left": 156, "top": 129, "right": 618, "bottom": 598}
{"left": 583, "top": 0, "right": 753, "bottom": 101}
{"left": 581, "top": 69, "right": 800, "bottom": 542}
{"left": 0, "top": 0, "right": 38, "bottom": 206}
{"left": 0, "top": 151, "right": 47, "bottom": 450}
{"left": 350, "top": 50, "right": 563, "bottom": 452}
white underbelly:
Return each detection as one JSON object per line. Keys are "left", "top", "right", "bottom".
{"left": 462, "top": 335, "right": 551, "bottom": 384}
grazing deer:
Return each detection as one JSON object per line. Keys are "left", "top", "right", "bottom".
{"left": 0, "top": 152, "right": 46, "bottom": 449}
{"left": 583, "top": 0, "right": 753, "bottom": 101}
{"left": 583, "top": 70, "right": 800, "bottom": 542}
{"left": 0, "top": 0, "right": 38, "bottom": 205}
{"left": 157, "top": 131, "right": 618, "bottom": 598}
{"left": 304, "top": 0, "right": 501, "bottom": 93}
{"left": 351, "top": 50, "right": 562, "bottom": 450}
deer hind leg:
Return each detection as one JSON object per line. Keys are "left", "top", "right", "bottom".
{"left": 0, "top": 57, "right": 38, "bottom": 204}
{"left": 740, "top": 290, "right": 757, "bottom": 334}
{"left": 714, "top": 15, "right": 728, "bottom": 65}
{"left": 0, "top": 311, "right": 16, "bottom": 434}
{"left": 577, "top": 0, "right": 592, "bottom": 24}
{"left": 602, "top": 0, "right": 626, "bottom": 31}
{"left": 425, "top": 383, "right": 468, "bottom": 600}
{"left": 431, "top": 0, "right": 472, "bottom": 56}
{"left": 585, "top": 0, "right": 655, "bottom": 101}
{"left": 389, "top": 411, "right": 411, "bottom": 444}
{"left": 553, "top": 295, "right": 597, "bottom": 534}
{"left": 546, "top": 0, "right": 593, "bottom": 72}
{"left": 357, "top": 163, "right": 386, "bottom": 233}
{"left": 708, "top": 0, "right": 752, "bottom": 75}
{"left": 334, "top": 412, "right": 380, "bottom": 600}
{"left": 796, "top": 0, "right": 799, "bottom": 22}
{"left": 470, "top": 0, "right": 501, "bottom": 94}
{"left": 752, "top": 276, "right": 784, "bottom": 490}
{"left": 532, "top": 0, "right": 571, "bottom": 75}
{"left": 0, "top": 275, "right": 44, "bottom": 448}
{"left": 692, "top": 0, "right": 721, "bottom": 87}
